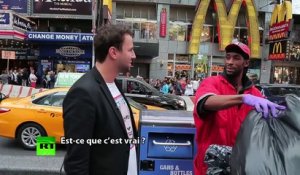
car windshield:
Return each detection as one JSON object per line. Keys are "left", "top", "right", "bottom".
{"left": 268, "top": 87, "right": 300, "bottom": 96}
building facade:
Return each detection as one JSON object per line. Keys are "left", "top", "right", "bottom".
{"left": 1, "top": 0, "right": 300, "bottom": 84}
{"left": 112, "top": 0, "right": 300, "bottom": 84}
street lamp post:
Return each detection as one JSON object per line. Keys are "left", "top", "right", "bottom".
{"left": 209, "top": 12, "right": 216, "bottom": 76}
{"left": 92, "top": 0, "right": 103, "bottom": 68}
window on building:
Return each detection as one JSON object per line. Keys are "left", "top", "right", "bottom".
{"left": 116, "top": 3, "right": 157, "bottom": 40}
{"left": 169, "top": 6, "right": 195, "bottom": 41}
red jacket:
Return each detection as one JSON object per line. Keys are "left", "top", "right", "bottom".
{"left": 193, "top": 75, "right": 262, "bottom": 175}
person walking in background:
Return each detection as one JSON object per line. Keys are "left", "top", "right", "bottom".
{"left": 63, "top": 24, "right": 137, "bottom": 175}
{"left": 193, "top": 42, "right": 286, "bottom": 175}
{"left": 29, "top": 69, "right": 37, "bottom": 88}
{"left": 161, "top": 81, "right": 170, "bottom": 94}
{"left": 184, "top": 79, "right": 194, "bottom": 96}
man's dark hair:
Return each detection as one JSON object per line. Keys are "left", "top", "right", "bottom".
{"left": 94, "top": 24, "right": 133, "bottom": 63}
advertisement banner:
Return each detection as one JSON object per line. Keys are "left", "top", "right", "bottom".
{"left": 27, "top": 32, "right": 93, "bottom": 43}
{"left": 39, "top": 45, "right": 92, "bottom": 59}
{"left": 0, "top": 0, "right": 28, "bottom": 13}
{"left": 0, "top": 13, "right": 9, "bottom": 25}
{"left": 160, "top": 8, "right": 167, "bottom": 37}
{"left": 33, "top": 0, "right": 92, "bottom": 15}
{"left": 268, "top": 40, "right": 290, "bottom": 60}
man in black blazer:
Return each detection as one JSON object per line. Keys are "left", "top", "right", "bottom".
{"left": 63, "top": 24, "right": 137, "bottom": 175}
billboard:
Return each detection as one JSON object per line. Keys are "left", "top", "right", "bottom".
{"left": 0, "top": 0, "right": 28, "bottom": 13}
{"left": 33, "top": 0, "right": 92, "bottom": 16}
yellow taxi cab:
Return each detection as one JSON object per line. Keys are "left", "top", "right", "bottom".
{"left": 0, "top": 88, "right": 164, "bottom": 149}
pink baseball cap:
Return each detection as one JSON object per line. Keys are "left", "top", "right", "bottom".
{"left": 225, "top": 42, "right": 250, "bottom": 59}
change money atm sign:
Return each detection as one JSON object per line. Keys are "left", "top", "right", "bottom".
{"left": 268, "top": 1, "right": 292, "bottom": 60}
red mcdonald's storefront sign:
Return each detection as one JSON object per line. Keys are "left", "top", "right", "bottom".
{"left": 160, "top": 8, "right": 167, "bottom": 37}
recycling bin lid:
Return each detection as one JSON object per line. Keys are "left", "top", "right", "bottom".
{"left": 140, "top": 110, "right": 194, "bottom": 127}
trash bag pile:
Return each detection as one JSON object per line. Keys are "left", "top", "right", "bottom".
{"left": 204, "top": 145, "right": 232, "bottom": 175}
{"left": 231, "top": 94, "right": 300, "bottom": 175}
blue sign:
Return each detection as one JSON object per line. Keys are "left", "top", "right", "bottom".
{"left": 39, "top": 45, "right": 92, "bottom": 59}
{"left": 27, "top": 32, "right": 93, "bottom": 43}
{"left": 0, "top": 13, "right": 9, "bottom": 24}
{"left": 0, "top": 0, "right": 28, "bottom": 13}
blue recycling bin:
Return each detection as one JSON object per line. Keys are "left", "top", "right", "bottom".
{"left": 139, "top": 110, "right": 196, "bottom": 175}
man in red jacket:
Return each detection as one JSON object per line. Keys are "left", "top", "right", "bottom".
{"left": 193, "top": 42, "right": 286, "bottom": 175}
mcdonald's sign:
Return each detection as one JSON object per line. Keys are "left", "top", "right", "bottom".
{"left": 268, "top": 1, "right": 292, "bottom": 42}
{"left": 189, "top": 0, "right": 260, "bottom": 58}
{"left": 268, "top": 40, "right": 290, "bottom": 60}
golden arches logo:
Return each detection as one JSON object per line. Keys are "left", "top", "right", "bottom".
{"left": 189, "top": 0, "right": 260, "bottom": 58}
{"left": 272, "top": 42, "right": 282, "bottom": 54}
{"left": 270, "top": 1, "right": 292, "bottom": 26}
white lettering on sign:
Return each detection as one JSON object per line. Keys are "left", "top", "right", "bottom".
{"left": 170, "top": 171, "right": 193, "bottom": 175}
{"left": 34, "top": 0, "right": 91, "bottom": 3}
{"left": 160, "top": 165, "right": 174, "bottom": 171}
{"left": 55, "top": 34, "right": 78, "bottom": 41}
{"left": 28, "top": 33, "right": 55, "bottom": 40}
{"left": 56, "top": 46, "right": 85, "bottom": 57}
{"left": 81, "top": 35, "right": 93, "bottom": 41}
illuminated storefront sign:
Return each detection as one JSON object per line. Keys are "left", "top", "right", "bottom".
{"left": 269, "top": 41, "right": 290, "bottom": 60}
{"left": 268, "top": 1, "right": 292, "bottom": 60}
{"left": 269, "top": 1, "right": 292, "bottom": 41}
{"left": 189, "top": 0, "right": 260, "bottom": 58}
{"left": 27, "top": 32, "right": 93, "bottom": 43}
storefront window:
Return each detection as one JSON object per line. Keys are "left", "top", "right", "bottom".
{"left": 273, "top": 67, "right": 296, "bottom": 84}
{"left": 167, "top": 54, "right": 191, "bottom": 78}
{"left": 141, "top": 21, "right": 157, "bottom": 39}
{"left": 169, "top": 22, "right": 191, "bottom": 41}
{"left": 233, "top": 27, "right": 248, "bottom": 44}
{"left": 169, "top": 6, "right": 195, "bottom": 41}
{"left": 116, "top": 3, "right": 157, "bottom": 40}
{"left": 201, "top": 26, "right": 212, "bottom": 42}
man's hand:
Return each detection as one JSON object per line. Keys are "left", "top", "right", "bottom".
{"left": 242, "top": 94, "right": 286, "bottom": 118}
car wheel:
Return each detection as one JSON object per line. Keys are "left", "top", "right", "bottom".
{"left": 17, "top": 123, "right": 47, "bottom": 150}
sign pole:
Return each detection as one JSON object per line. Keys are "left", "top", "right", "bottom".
{"left": 7, "top": 59, "right": 9, "bottom": 74}
{"left": 91, "top": 0, "right": 98, "bottom": 68}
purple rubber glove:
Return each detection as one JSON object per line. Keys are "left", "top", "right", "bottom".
{"left": 242, "top": 94, "right": 286, "bottom": 118}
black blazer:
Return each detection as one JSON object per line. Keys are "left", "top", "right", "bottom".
{"left": 63, "top": 67, "right": 138, "bottom": 175}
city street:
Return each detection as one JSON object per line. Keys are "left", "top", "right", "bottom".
{"left": 0, "top": 137, "right": 65, "bottom": 175}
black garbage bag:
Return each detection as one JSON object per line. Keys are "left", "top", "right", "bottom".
{"left": 204, "top": 145, "right": 232, "bottom": 175}
{"left": 231, "top": 94, "right": 300, "bottom": 175}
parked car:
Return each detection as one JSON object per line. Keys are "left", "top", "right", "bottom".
{"left": 255, "top": 84, "right": 300, "bottom": 104}
{"left": 116, "top": 76, "right": 187, "bottom": 110}
{"left": 0, "top": 88, "right": 164, "bottom": 149}
{"left": 54, "top": 73, "right": 186, "bottom": 110}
